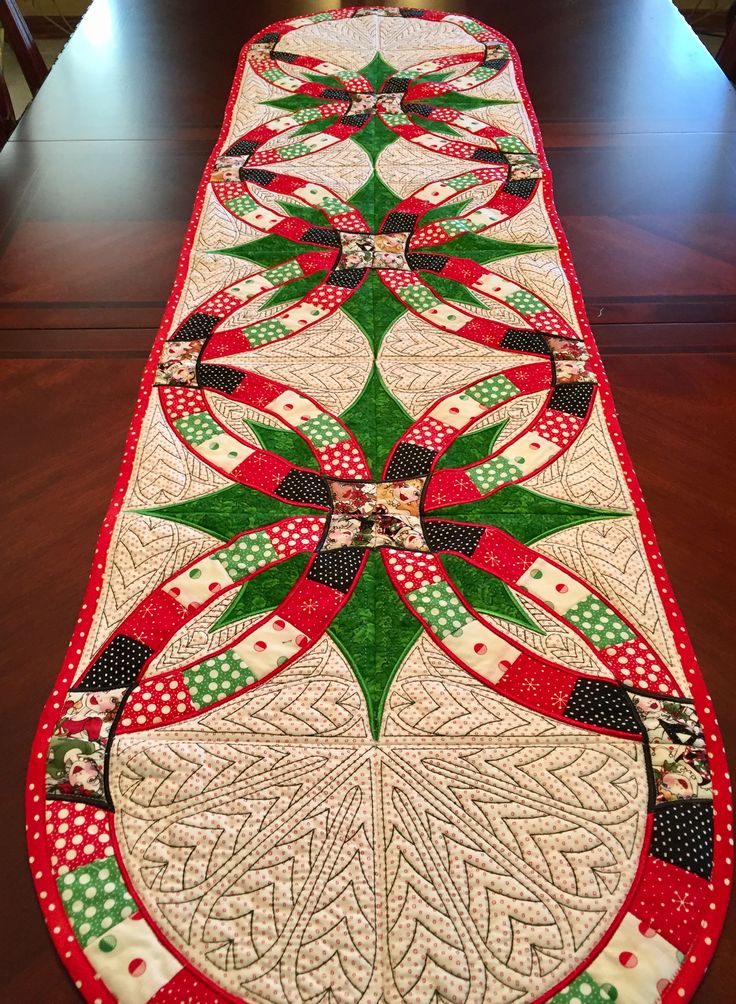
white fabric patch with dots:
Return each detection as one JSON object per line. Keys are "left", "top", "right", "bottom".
{"left": 517, "top": 558, "right": 591, "bottom": 615}
{"left": 269, "top": 390, "right": 323, "bottom": 425}
{"left": 229, "top": 274, "right": 274, "bottom": 299}
{"left": 586, "top": 911, "right": 680, "bottom": 1001}
{"left": 240, "top": 206, "right": 282, "bottom": 230}
{"left": 473, "top": 274, "right": 521, "bottom": 299}
{"left": 497, "top": 431, "right": 559, "bottom": 472}
{"left": 85, "top": 915, "right": 182, "bottom": 1004}
{"left": 198, "top": 433, "right": 254, "bottom": 472}
{"left": 444, "top": 621, "right": 520, "bottom": 681}
{"left": 164, "top": 556, "right": 235, "bottom": 607}
{"left": 466, "top": 206, "right": 505, "bottom": 227}
{"left": 419, "top": 302, "right": 467, "bottom": 332}
{"left": 414, "top": 181, "right": 462, "bottom": 204}
{"left": 293, "top": 182, "right": 340, "bottom": 206}
{"left": 429, "top": 393, "right": 486, "bottom": 429}
{"left": 280, "top": 303, "right": 329, "bottom": 330}
{"left": 233, "top": 615, "right": 306, "bottom": 678}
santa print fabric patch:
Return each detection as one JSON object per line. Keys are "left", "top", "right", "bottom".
{"left": 27, "top": 8, "right": 731, "bottom": 1004}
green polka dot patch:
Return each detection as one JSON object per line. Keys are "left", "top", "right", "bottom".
{"left": 463, "top": 373, "right": 519, "bottom": 407}
{"left": 224, "top": 194, "right": 258, "bottom": 216}
{"left": 246, "top": 317, "right": 292, "bottom": 347}
{"left": 265, "top": 260, "right": 304, "bottom": 284}
{"left": 406, "top": 581, "right": 474, "bottom": 639}
{"left": 213, "top": 530, "right": 277, "bottom": 580}
{"left": 56, "top": 858, "right": 135, "bottom": 948}
{"left": 468, "top": 66, "right": 496, "bottom": 82}
{"left": 551, "top": 971, "right": 618, "bottom": 1002}
{"left": 261, "top": 67, "right": 286, "bottom": 83}
{"left": 399, "top": 284, "right": 442, "bottom": 313}
{"left": 183, "top": 650, "right": 256, "bottom": 709}
{"left": 496, "top": 135, "right": 529, "bottom": 154}
{"left": 445, "top": 172, "right": 480, "bottom": 191}
{"left": 566, "top": 594, "right": 635, "bottom": 647}
{"left": 175, "top": 412, "right": 222, "bottom": 447}
{"left": 505, "top": 289, "right": 547, "bottom": 315}
{"left": 299, "top": 413, "right": 349, "bottom": 448}
{"left": 294, "top": 108, "right": 324, "bottom": 125}
{"left": 280, "top": 142, "right": 312, "bottom": 160}
{"left": 468, "top": 456, "right": 523, "bottom": 493}
{"left": 439, "top": 218, "right": 477, "bottom": 237}
{"left": 381, "top": 112, "right": 413, "bottom": 127}
{"left": 320, "top": 195, "right": 350, "bottom": 215}
{"left": 461, "top": 20, "right": 486, "bottom": 36}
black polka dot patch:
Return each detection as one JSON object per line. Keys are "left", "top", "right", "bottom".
{"left": 650, "top": 801, "right": 714, "bottom": 880}
{"left": 382, "top": 77, "right": 410, "bottom": 93}
{"left": 482, "top": 57, "right": 509, "bottom": 71}
{"left": 502, "top": 177, "right": 537, "bottom": 200}
{"left": 424, "top": 520, "right": 484, "bottom": 556}
{"left": 501, "top": 328, "right": 551, "bottom": 355}
{"left": 381, "top": 212, "right": 418, "bottom": 234}
{"left": 404, "top": 102, "right": 435, "bottom": 118}
{"left": 308, "top": 548, "right": 364, "bottom": 593}
{"left": 197, "top": 364, "right": 246, "bottom": 395}
{"left": 342, "top": 113, "right": 371, "bottom": 129}
{"left": 223, "top": 139, "right": 257, "bottom": 159}
{"left": 78, "top": 635, "right": 153, "bottom": 691}
{"left": 406, "top": 253, "right": 449, "bottom": 272}
{"left": 302, "top": 226, "right": 342, "bottom": 248}
{"left": 271, "top": 49, "right": 299, "bottom": 63}
{"left": 171, "top": 312, "right": 219, "bottom": 343}
{"left": 259, "top": 31, "right": 280, "bottom": 44}
{"left": 328, "top": 267, "right": 367, "bottom": 289}
{"left": 322, "top": 87, "right": 351, "bottom": 101}
{"left": 239, "top": 167, "right": 277, "bottom": 186}
{"left": 564, "top": 679, "right": 642, "bottom": 734}
{"left": 385, "top": 442, "right": 437, "bottom": 480}
{"left": 276, "top": 469, "right": 331, "bottom": 508}
{"left": 399, "top": 8, "right": 425, "bottom": 16}
{"left": 472, "top": 148, "right": 508, "bottom": 165}
{"left": 548, "top": 382, "right": 596, "bottom": 418}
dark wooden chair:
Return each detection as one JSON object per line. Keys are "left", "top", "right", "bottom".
{"left": 716, "top": 3, "right": 736, "bottom": 82}
{"left": 0, "top": 0, "right": 49, "bottom": 144}
{"left": 0, "top": 69, "right": 14, "bottom": 144}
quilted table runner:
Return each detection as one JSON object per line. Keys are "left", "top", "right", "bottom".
{"left": 28, "top": 8, "right": 731, "bottom": 1004}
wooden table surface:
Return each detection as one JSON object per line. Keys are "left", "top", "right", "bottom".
{"left": 1, "top": 1, "right": 734, "bottom": 999}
